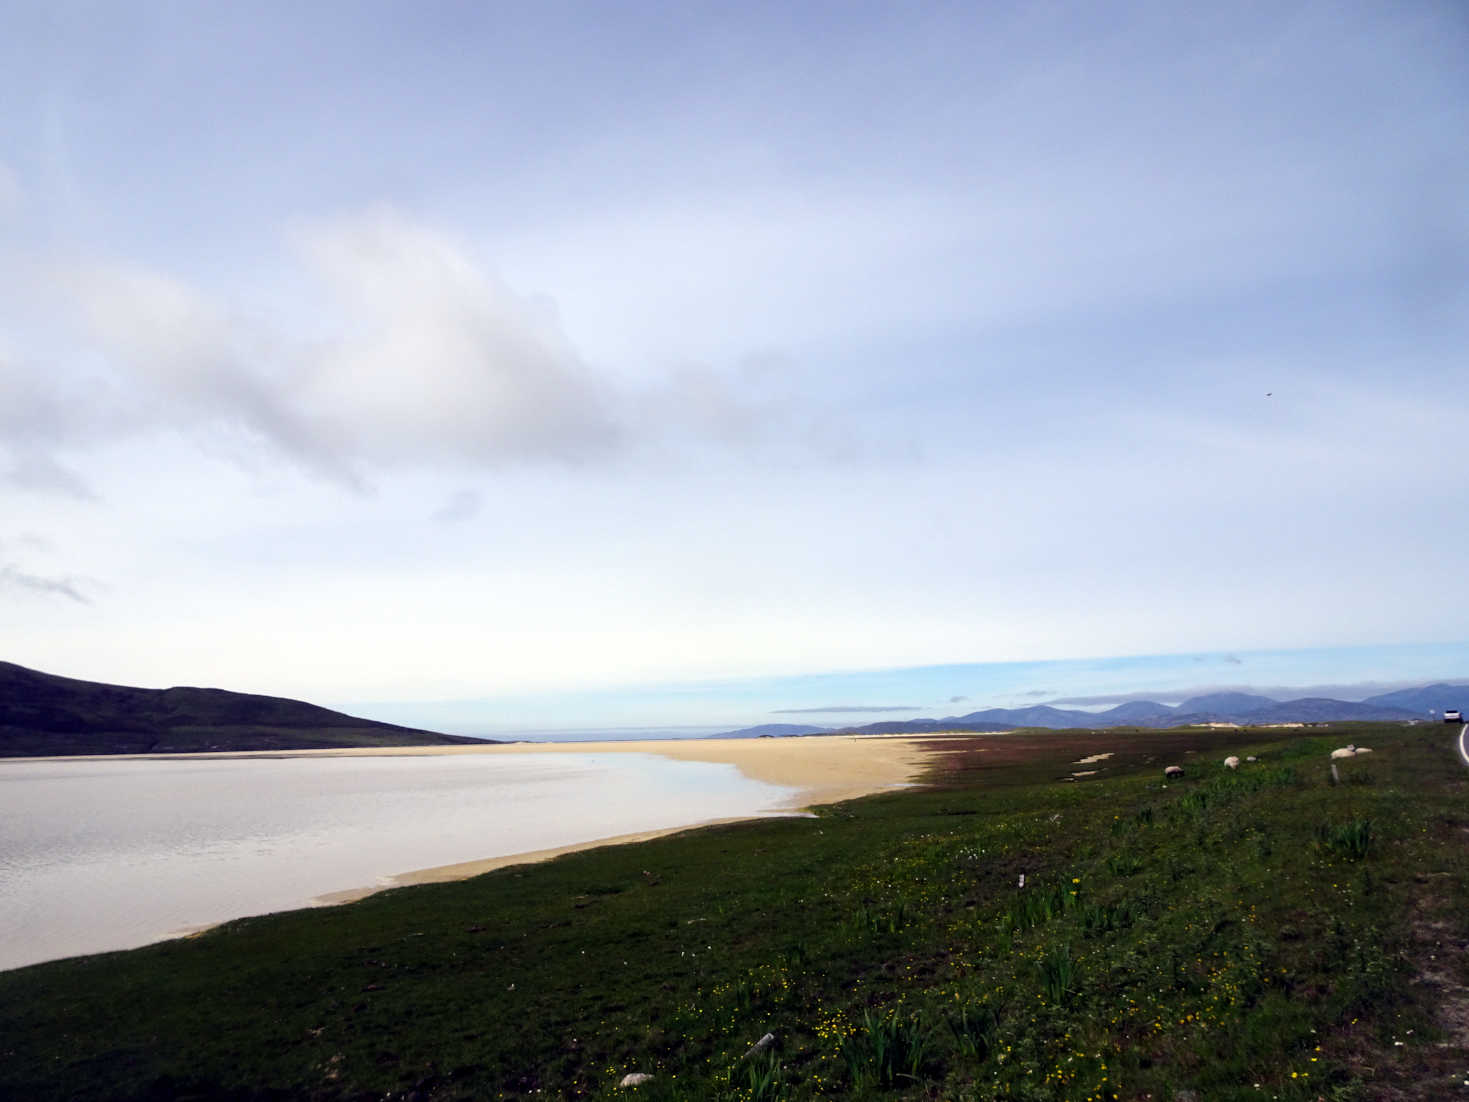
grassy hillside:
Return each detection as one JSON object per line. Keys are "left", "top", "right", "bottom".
{"left": 1, "top": 723, "right": 1464, "bottom": 1100}
{"left": 0, "top": 661, "right": 488, "bottom": 755}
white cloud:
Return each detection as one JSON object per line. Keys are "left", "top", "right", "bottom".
{"left": 293, "top": 207, "right": 623, "bottom": 467}
{"left": 34, "top": 208, "right": 794, "bottom": 487}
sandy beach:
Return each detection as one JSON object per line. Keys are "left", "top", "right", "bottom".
{"left": 289, "top": 734, "right": 933, "bottom": 900}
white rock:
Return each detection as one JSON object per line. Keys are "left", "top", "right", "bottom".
{"left": 744, "top": 1032, "right": 776, "bottom": 1059}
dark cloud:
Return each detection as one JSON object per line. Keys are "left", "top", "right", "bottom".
{"left": 0, "top": 564, "right": 91, "bottom": 604}
{"left": 772, "top": 705, "right": 921, "bottom": 714}
{"left": 948, "top": 695, "right": 968, "bottom": 704}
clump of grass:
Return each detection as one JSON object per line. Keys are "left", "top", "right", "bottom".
{"left": 838, "top": 1009, "right": 935, "bottom": 1089}
{"left": 946, "top": 1003, "right": 997, "bottom": 1061}
{"left": 738, "top": 1052, "right": 786, "bottom": 1102}
{"left": 1036, "top": 943, "right": 1077, "bottom": 1005}
{"left": 1080, "top": 898, "right": 1137, "bottom": 937}
{"left": 1105, "top": 852, "right": 1142, "bottom": 876}
{"left": 1002, "top": 880, "right": 1080, "bottom": 933}
{"left": 1319, "top": 819, "right": 1373, "bottom": 861}
{"left": 849, "top": 901, "right": 908, "bottom": 936}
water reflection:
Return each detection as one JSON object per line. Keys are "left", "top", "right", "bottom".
{"left": 0, "top": 752, "right": 796, "bottom": 970}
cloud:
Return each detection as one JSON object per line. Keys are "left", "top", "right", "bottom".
{"left": 293, "top": 207, "right": 623, "bottom": 468}
{"left": 0, "top": 564, "right": 90, "bottom": 604}
{"left": 3, "top": 452, "right": 98, "bottom": 501}
{"left": 432, "top": 489, "right": 482, "bottom": 525}
{"left": 771, "top": 704, "right": 921, "bottom": 714}
{"left": 30, "top": 207, "right": 793, "bottom": 489}
{"left": 948, "top": 695, "right": 968, "bottom": 704}
{"left": 69, "top": 261, "right": 365, "bottom": 488}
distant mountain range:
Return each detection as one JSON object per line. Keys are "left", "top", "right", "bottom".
{"left": 0, "top": 661, "right": 491, "bottom": 757}
{"left": 717, "top": 683, "right": 1468, "bottom": 738}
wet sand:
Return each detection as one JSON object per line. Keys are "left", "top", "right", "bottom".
{"left": 303, "top": 734, "right": 931, "bottom": 900}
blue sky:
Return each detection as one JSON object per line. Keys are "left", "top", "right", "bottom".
{"left": 2, "top": 2, "right": 1466, "bottom": 727}
{"left": 352, "top": 640, "right": 1469, "bottom": 736}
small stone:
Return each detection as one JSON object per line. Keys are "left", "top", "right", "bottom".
{"left": 743, "top": 1032, "right": 776, "bottom": 1059}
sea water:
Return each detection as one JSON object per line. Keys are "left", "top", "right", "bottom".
{"left": 0, "top": 751, "right": 798, "bottom": 971}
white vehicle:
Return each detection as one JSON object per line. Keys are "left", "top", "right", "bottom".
{"left": 1446, "top": 709, "right": 1463, "bottom": 724}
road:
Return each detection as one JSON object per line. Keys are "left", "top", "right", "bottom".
{"left": 1458, "top": 720, "right": 1469, "bottom": 769}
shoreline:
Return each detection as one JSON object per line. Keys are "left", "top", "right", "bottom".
{"left": 139, "top": 734, "right": 933, "bottom": 915}
{"left": 315, "top": 734, "right": 932, "bottom": 903}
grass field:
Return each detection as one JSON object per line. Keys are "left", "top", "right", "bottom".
{"left": 2, "top": 723, "right": 1466, "bottom": 1100}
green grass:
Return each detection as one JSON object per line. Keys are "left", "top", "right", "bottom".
{"left": 1, "top": 723, "right": 1466, "bottom": 1100}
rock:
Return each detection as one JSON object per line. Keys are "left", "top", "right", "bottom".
{"left": 743, "top": 1032, "right": 776, "bottom": 1059}
{"left": 1246, "top": 755, "right": 1258, "bottom": 762}
{"left": 620, "top": 1073, "right": 654, "bottom": 1088}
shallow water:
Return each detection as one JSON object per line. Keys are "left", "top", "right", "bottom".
{"left": 0, "top": 751, "right": 797, "bottom": 971}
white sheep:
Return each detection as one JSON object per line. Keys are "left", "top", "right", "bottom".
{"left": 1330, "top": 745, "right": 1358, "bottom": 760}
{"left": 1164, "top": 765, "right": 1184, "bottom": 778}
{"left": 1223, "top": 756, "right": 1240, "bottom": 770}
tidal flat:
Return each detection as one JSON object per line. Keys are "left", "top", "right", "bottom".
{"left": 2, "top": 723, "right": 1466, "bottom": 1100}
{"left": 0, "top": 736, "right": 924, "bottom": 971}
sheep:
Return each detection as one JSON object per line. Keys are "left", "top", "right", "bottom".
{"left": 1330, "top": 745, "right": 1358, "bottom": 760}
{"left": 1164, "top": 765, "right": 1184, "bottom": 778}
{"left": 1223, "top": 756, "right": 1240, "bottom": 770}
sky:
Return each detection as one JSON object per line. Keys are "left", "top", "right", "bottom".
{"left": 2, "top": 2, "right": 1467, "bottom": 733}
